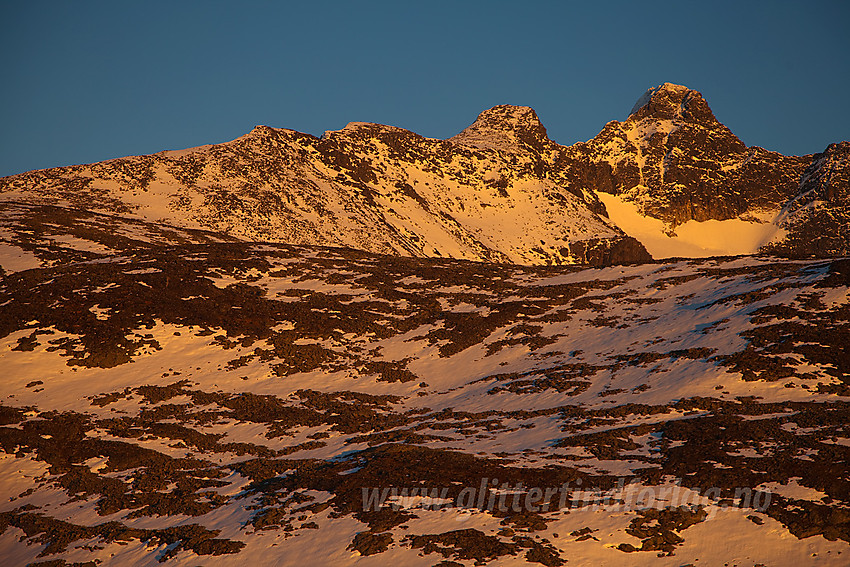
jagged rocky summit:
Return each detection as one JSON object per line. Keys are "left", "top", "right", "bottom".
{"left": 573, "top": 83, "right": 811, "bottom": 225}
{"left": 1, "top": 83, "right": 847, "bottom": 269}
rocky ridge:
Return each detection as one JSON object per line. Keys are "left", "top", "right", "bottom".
{"left": 0, "top": 107, "right": 644, "bottom": 267}
{"left": 767, "top": 141, "right": 850, "bottom": 257}
{"left": 0, "top": 83, "right": 847, "bottom": 269}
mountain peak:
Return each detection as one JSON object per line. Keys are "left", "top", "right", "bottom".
{"left": 628, "top": 83, "right": 716, "bottom": 123}
{"left": 450, "top": 104, "right": 550, "bottom": 151}
{"left": 472, "top": 104, "right": 543, "bottom": 127}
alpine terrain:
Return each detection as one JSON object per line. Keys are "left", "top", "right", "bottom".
{"left": 0, "top": 83, "right": 848, "bottom": 566}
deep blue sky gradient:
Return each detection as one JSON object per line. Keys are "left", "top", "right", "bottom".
{"left": 1, "top": 1, "right": 848, "bottom": 176}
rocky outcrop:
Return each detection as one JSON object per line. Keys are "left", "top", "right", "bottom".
{"left": 562, "top": 235, "right": 654, "bottom": 267}
{"left": 765, "top": 141, "right": 850, "bottom": 257}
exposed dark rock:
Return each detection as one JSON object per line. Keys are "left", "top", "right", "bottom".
{"left": 564, "top": 236, "right": 654, "bottom": 266}
{"left": 765, "top": 141, "right": 850, "bottom": 258}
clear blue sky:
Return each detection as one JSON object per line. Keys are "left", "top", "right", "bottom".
{"left": 1, "top": 1, "right": 848, "bottom": 177}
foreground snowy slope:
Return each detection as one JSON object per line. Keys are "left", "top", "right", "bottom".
{"left": 1, "top": 232, "right": 848, "bottom": 565}
{"left": 2, "top": 83, "right": 847, "bottom": 264}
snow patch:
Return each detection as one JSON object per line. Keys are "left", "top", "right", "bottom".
{"left": 598, "top": 193, "right": 786, "bottom": 258}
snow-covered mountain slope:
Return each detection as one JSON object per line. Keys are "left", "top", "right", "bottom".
{"left": 0, "top": 109, "right": 647, "bottom": 267}
{"left": 3, "top": 82, "right": 845, "bottom": 265}
{"left": 1, "top": 239, "right": 849, "bottom": 565}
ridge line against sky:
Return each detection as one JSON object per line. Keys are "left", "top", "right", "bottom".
{"left": 1, "top": 0, "right": 848, "bottom": 177}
